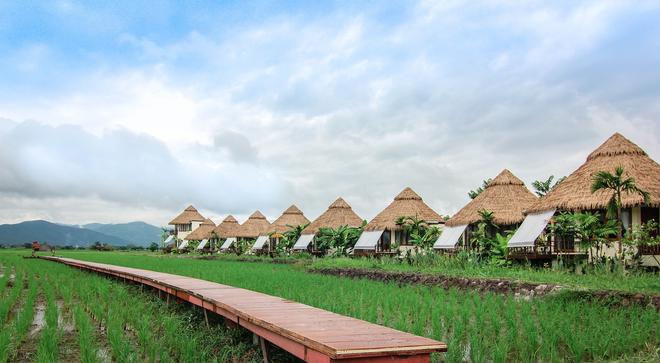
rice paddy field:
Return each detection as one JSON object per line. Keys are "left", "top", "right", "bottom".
{"left": 2, "top": 249, "right": 659, "bottom": 362}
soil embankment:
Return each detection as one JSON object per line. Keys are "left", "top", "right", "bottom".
{"left": 310, "top": 267, "right": 660, "bottom": 309}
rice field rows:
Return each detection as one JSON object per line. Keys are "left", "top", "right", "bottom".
{"left": 57, "top": 251, "right": 660, "bottom": 363}
{"left": 0, "top": 252, "right": 265, "bottom": 363}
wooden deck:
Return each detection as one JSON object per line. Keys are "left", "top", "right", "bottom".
{"left": 41, "top": 256, "right": 446, "bottom": 362}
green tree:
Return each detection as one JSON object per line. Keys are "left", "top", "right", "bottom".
{"left": 315, "top": 223, "right": 364, "bottom": 256}
{"left": 470, "top": 210, "right": 500, "bottom": 260}
{"left": 468, "top": 178, "right": 493, "bottom": 199}
{"left": 573, "top": 212, "right": 617, "bottom": 261}
{"left": 591, "top": 166, "right": 650, "bottom": 254}
{"left": 409, "top": 226, "right": 441, "bottom": 250}
{"left": 532, "top": 175, "right": 566, "bottom": 197}
{"left": 148, "top": 242, "right": 159, "bottom": 252}
{"left": 280, "top": 223, "right": 309, "bottom": 251}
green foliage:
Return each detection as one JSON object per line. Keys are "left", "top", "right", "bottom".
{"left": 468, "top": 178, "right": 492, "bottom": 199}
{"left": 623, "top": 220, "right": 660, "bottom": 268}
{"left": 591, "top": 166, "right": 651, "bottom": 219}
{"left": 148, "top": 242, "right": 159, "bottom": 252}
{"left": 408, "top": 226, "right": 441, "bottom": 250}
{"left": 276, "top": 223, "right": 310, "bottom": 254}
{"left": 532, "top": 175, "right": 566, "bottom": 197}
{"left": 469, "top": 209, "right": 506, "bottom": 263}
{"left": 549, "top": 211, "right": 618, "bottom": 262}
{"left": 315, "top": 223, "right": 364, "bottom": 256}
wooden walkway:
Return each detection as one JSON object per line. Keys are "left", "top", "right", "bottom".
{"left": 41, "top": 256, "right": 446, "bottom": 362}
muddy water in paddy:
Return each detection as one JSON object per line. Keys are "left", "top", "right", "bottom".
{"left": 11, "top": 295, "right": 46, "bottom": 363}
{"left": 57, "top": 300, "right": 80, "bottom": 362}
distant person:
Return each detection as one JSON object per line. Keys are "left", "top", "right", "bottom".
{"left": 31, "top": 241, "right": 41, "bottom": 257}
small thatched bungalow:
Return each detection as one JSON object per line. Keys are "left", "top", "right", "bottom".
{"left": 238, "top": 210, "right": 271, "bottom": 241}
{"left": 435, "top": 169, "right": 537, "bottom": 250}
{"left": 260, "top": 205, "right": 310, "bottom": 253}
{"left": 294, "top": 197, "right": 364, "bottom": 252}
{"left": 356, "top": 187, "right": 443, "bottom": 255}
{"left": 213, "top": 215, "right": 241, "bottom": 251}
{"left": 184, "top": 218, "right": 216, "bottom": 250}
{"left": 508, "top": 133, "right": 660, "bottom": 265}
{"left": 168, "top": 205, "right": 205, "bottom": 246}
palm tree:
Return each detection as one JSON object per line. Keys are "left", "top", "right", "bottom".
{"left": 591, "top": 166, "right": 650, "bottom": 254}
{"left": 532, "top": 175, "right": 566, "bottom": 197}
{"left": 468, "top": 178, "right": 493, "bottom": 199}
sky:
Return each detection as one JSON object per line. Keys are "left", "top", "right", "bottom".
{"left": 1, "top": 0, "right": 659, "bottom": 227}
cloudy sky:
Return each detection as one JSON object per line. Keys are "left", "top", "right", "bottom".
{"left": 1, "top": 0, "right": 659, "bottom": 226}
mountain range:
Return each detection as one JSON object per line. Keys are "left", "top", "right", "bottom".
{"left": 0, "top": 220, "right": 162, "bottom": 247}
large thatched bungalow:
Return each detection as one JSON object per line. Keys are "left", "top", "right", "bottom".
{"left": 213, "top": 215, "right": 241, "bottom": 251}
{"left": 183, "top": 218, "right": 216, "bottom": 250}
{"left": 356, "top": 187, "right": 443, "bottom": 255}
{"left": 168, "top": 205, "right": 205, "bottom": 246}
{"left": 435, "top": 169, "right": 537, "bottom": 250}
{"left": 294, "top": 198, "right": 364, "bottom": 252}
{"left": 508, "top": 133, "right": 660, "bottom": 265}
{"left": 257, "top": 205, "right": 310, "bottom": 253}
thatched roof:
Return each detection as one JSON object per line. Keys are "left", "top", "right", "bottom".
{"left": 365, "top": 187, "right": 443, "bottom": 231}
{"left": 446, "top": 169, "right": 537, "bottom": 227}
{"left": 236, "top": 211, "right": 271, "bottom": 238}
{"left": 527, "top": 133, "right": 660, "bottom": 213}
{"left": 302, "top": 198, "right": 364, "bottom": 235}
{"left": 169, "top": 205, "right": 205, "bottom": 225}
{"left": 213, "top": 215, "right": 240, "bottom": 239}
{"left": 269, "top": 205, "right": 310, "bottom": 234}
{"left": 185, "top": 218, "right": 216, "bottom": 240}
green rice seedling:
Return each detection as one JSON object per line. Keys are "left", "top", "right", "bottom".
{"left": 36, "top": 283, "right": 60, "bottom": 363}
{"left": 9, "top": 273, "right": 39, "bottom": 358}
{"left": 0, "top": 271, "right": 23, "bottom": 325}
{"left": 107, "top": 309, "right": 135, "bottom": 363}
{"left": 73, "top": 305, "right": 99, "bottom": 363}
{"left": 11, "top": 249, "right": 657, "bottom": 363}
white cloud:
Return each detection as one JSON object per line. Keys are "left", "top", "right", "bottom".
{"left": 0, "top": 1, "right": 659, "bottom": 225}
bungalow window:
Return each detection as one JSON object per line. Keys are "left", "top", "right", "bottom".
{"left": 555, "top": 234, "right": 575, "bottom": 252}
{"left": 395, "top": 230, "right": 410, "bottom": 245}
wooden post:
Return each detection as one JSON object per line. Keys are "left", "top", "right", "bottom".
{"left": 259, "top": 337, "right": 272, "bottom": 363}
{"left": 203, "top": 308, "right": 210, "bottom": 328}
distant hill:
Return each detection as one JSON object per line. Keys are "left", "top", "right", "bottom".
{"left": 0, "top": 220, "right": 129, "bottom": 247}
{"left": 83, "top": 221, "right": 161, "bottom": 246}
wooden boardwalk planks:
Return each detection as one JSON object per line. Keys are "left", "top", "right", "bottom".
{"left": 41, "top": 256, "right": 446, "bottom": 362}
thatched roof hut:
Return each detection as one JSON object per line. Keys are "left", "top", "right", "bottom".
{"left": 269, "top": 205, "right": 310, "bottom": 235}
{"left": 185, "top": 218, "right": 216, "bottom": 240}
{"left": 527, "top": 133, "right": 660, "bottom": 213}
{"left": 169, "top": 205, "right": 205, "bottom": 225}
{"left": 213, "top": 215, "right": 240, "bottom": 239}
{"left": 302, "top": 198, "right": 363, "bottom": 235}
{"left": 446, "top": 169, "right": 537, "bottom": 227}
{"left": 237, "top": 211, "right": 271, "bottom": 238}
{"left": 365, "top": 187, "right": 443, "bottom": 231}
